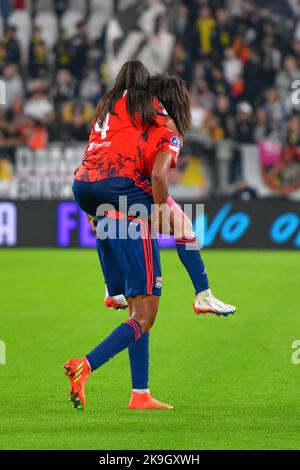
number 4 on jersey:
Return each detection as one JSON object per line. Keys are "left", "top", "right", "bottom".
{"left": 95, "top": 113, "right": 110, "bottom": 139}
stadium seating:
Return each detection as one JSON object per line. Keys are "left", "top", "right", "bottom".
{"left": 90, "top": 0, "right": 113, "bottom": 15}
{"left": 35, "top": 0, "right": 54, "bottom": 13}
{"left": 61, "top": 9, "right": 85, "bottom": 38}
{"left": 68, "top": 0, "right": 87, "bottom": 15}
{"left": 34, "top": 11, "right": 58, "bottom": 49}
{"left": 87, "top": 12, "right": 109, "bottom": 42}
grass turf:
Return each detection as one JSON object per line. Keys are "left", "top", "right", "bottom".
{"left": 0, "top": 248, "right": 299, "bottom": 450}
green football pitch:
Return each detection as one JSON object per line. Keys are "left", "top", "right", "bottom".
{"left": 0, "top": 248, "right": 299, "bottom": 450}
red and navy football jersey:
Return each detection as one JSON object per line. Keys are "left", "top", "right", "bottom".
{"left": 137, "top": 126, "right": 182, "bottom": 180}
{"left": 75, "top": 91, "right": 169, "bottom": 182}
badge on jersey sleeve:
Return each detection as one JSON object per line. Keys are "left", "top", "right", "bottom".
{"left": 171, "top": 136, "right": 181, "bottom": 147}
{"left": 169, "top": 135, "right": 181, "bottom": 156}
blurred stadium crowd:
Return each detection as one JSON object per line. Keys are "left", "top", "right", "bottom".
{"left": 0, "top": 0, "right": 300, "bottom": 195}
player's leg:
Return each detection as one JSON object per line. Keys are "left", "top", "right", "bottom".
{"left": 167, "top": 196, "right": 236, "bottom": 316}
{"left": 126, "top": 295, "right": 172, "bottom": 410}
{"left": 95, "top": 219, "right": 171, "bottom": 409}
{"left": 64, "top": 232, "right": 131, "bottom": 409}
{"left": 86, "top": 223, "right": 171, "bottom": 409}
{"left": 64, "top": 217, "right": 171, "bottom": 410}
{"left": 86, "top": 213, "right": 128, "bottom": 310}
{"left": 120, "top": 219, "right": 172, "bottom": 409}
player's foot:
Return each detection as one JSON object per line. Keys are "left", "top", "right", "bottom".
{"left": 105, "top": 294, "right": 128, "bottom": 310}
{"left": 194, "top": 289, "right": 236, "bottom": 317}
{"left": 128, "top": 391, "right": 173, "bottom": 410}
{"left": 64, "top": 357, "right": 90, "bottom": 410}
{"left": 104, "top": 286, "right": 128, "bottom": 310}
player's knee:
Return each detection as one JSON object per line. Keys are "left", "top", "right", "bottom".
{"left": 130, "top": 310, "right": 157, "bottom": 333}
{"left": 133, "top": 315, "right": 155, "bottom": 333}
{"left": 129, "top": 295, "right": 159, "bottom": 333}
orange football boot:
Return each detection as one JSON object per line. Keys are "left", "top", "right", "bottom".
{"left": 128, "top": 391, "right": 173, "bottom": 410}
{"left": 64, "top": 357, "right": 90, "bottom": 410}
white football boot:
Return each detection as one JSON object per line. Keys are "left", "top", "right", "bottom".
{"left": 193, "top": 289, "right": 236, "bottom": 317}
{"left": 104, "top": 285, "right": 128, "bottom": 310}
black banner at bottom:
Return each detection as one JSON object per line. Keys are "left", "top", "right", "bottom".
{"left": 0, "top": 450, "right": 298, "bottom": 465}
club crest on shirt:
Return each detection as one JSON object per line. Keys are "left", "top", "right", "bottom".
{"left": 171, "top": 136, "right": 181, "bottom": 148}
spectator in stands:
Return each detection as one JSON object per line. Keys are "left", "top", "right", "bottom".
{"left": 17, "top": 115, "right": 48, "bottom": 150}
{"left": 284, "top": 114, "right": 300, "bottom": 147}
{"left": 207, "top": 66, "right": 230, "bottom": 98}
{"left": 0, "top": 109, "right": 21, "bottom": 164}
{"left": 174, "top": 3, "right": 189, "bottom": 41}
{"left": 80, "top": 70, "right": 103, "bottom": 105}
{"left": 264, "top": 88, "right": 287, "bottom": 132}
{"left": 196, "top": 6, "right": 216, "bottom": 57}
{"left": 212, "top": 7, "right": 234, "bottom": 60}
{"left": 3, "top": 25, "right": 21, "bottom": 65}
{"left": 254, "top": 107, "right": 271, "bottom": 143}
{"left": 174, "top": 2, "right": 198, "bottom": 56}
{"left": 53, "top": 0, "right": 69, "bottom": 18}
{"left": 55, "top": 27, "right": 73, "bottom": 71}
{"left": 169, "top": 42, "right": 193, "bottom": 87}
{"left": 243, "top": 48, "right": 264, "bottom": 104}
{"left": 234, "top": 102, "right": 255, "bottom": 144}
{"left": 260, "top": 37, "right": 281, "bottom": 89}
{"left": 0, "top": 63, "right": 24, "bottom": 111}
{"left": 214, "top": 94, "right": 235, "bottom": 139}
{"left": 70, "top": 22, "right": 88, "bottom": 82}
{"left": 62, "top": 102, "right": 89, "bottom": 142}
{"left": 223, "top": 47, "right": 243, "bottom": 84}
{"left": 231, "top": 101, "right": 255, "bottom": 183}
{"left": 24, "top": 90, "right": 54, "bottom": 122}
{"left": 28, "top": 27, "right": 49, "bottom": 78}
{"left": 194, "top": 78, "right": 215, "bottom": 112}
{"left": 275, "top": 55, "right": 300, "bottom": 104}
{"left": 292, "top": 38, "right": 300, "bottom": 61}
{"left": 190, "top": 91, "right": 206, "bottom": 131}
{"left": 0, "top": 42, "right": 8, "bottom": 74}
{"left": 53, "top": 69, "right": 78, "bottom": 106}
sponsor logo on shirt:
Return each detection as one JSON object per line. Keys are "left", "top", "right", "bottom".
{"left": 88, "top": 142, "right": 112, "bottom": 151}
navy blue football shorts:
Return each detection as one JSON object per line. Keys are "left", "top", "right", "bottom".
{"left": 72, "top": 177, "right": 154, "bottom": 217}
{"left": 96, "top": 215, "right": 162, "bottom": 298}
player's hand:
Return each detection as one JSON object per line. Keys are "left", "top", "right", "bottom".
{"left": 86, "top": 214, "right": 97, "bottom": 235}
{"left": 153, "top": 206, "right": 173, "bottom": 235}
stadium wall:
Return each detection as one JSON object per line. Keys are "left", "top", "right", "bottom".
{"left": 1, "top": 199, "right": 300, "bottom": 249}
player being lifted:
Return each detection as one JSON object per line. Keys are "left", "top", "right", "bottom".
{"left": 99, "top": 74, "right": 236, "bottom": 317}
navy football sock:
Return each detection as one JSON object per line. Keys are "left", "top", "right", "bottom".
{"left": 128, "top": 332, "right": 149, "bottom": 390}
{"left": 176, "top": 238, "right": 209, "bottom": 294}
{"left": 86, "top": 319, "right": 142, "bottom": 372}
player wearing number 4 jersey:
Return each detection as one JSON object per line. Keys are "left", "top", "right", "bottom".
{"left": 68, "top": 61, "right": 176, "bottom": 411}
{"left": 102, "top": 74, "right": 236, "bottom": 317}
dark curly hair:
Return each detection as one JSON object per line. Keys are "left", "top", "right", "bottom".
{"left": 149, "top": 74, "right": 191, "bottom": 136}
